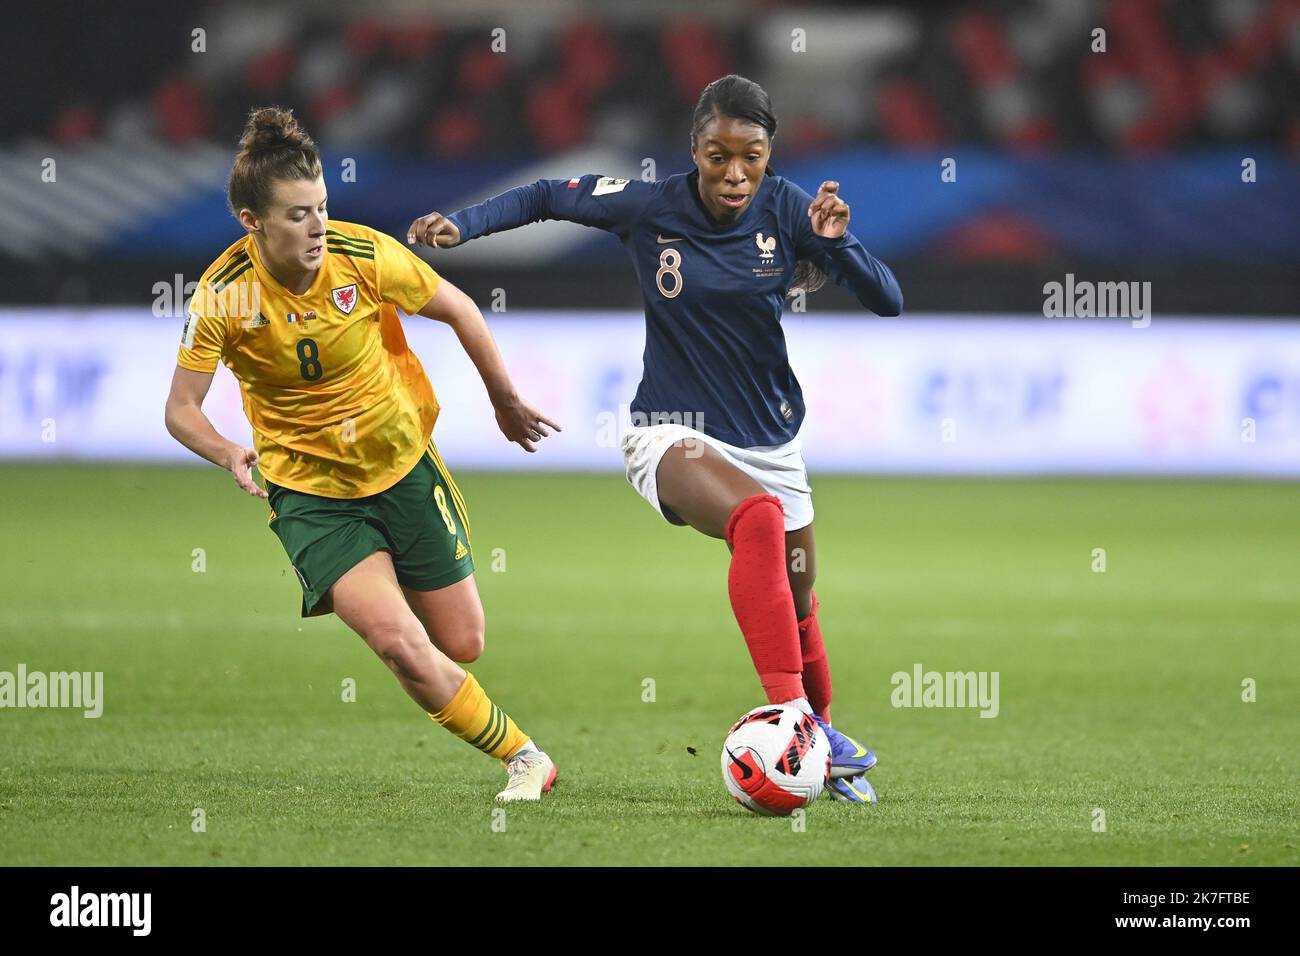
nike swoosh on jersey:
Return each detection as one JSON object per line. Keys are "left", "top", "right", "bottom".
{"left": 656, "top": 234, "right": 685, "bottom": 243}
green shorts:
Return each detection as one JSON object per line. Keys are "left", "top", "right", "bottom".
{"left": 265, "top": 441, "right": 474, "bottom": 617}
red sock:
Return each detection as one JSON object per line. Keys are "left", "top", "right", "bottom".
{"left": 798, "top": 592, "right": 833, "bottom": 722}
{"left": 726, "top": 494, "right": 805, "bottom": 704}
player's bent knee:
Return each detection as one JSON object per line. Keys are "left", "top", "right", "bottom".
{"left": 424, "top": 603, "right": 485, "bottom": 663}
{"left": 364, "top": 620, "right": 434, "bottom": 681}
{"left": 444, "top": 624, "right": 485, "bottom": 663}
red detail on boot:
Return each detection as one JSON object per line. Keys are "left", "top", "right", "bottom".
{"left": 725, "top": 495, "right": 805, "bottom": 704}
{"left": 798, "top": 592, "right": 833, "bottom": 722}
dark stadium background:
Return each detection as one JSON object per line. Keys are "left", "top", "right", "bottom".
{"left": 2, "top": 0, "right": 1296, "bottom": 312}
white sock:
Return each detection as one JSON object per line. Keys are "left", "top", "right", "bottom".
{"left": 788, "top": 697, "right": 814, "bottom": 717}
{"left": 513, "top": 739, "right": 541, "bottom": 756}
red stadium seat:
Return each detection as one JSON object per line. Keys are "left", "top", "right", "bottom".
{"left": 429, "top": 108, "right": 486, "bottom": 159}
{"left": 526, "top": 79, "right": 590, "bottom": 152}
{"left": 153, "top": 75, "right": 211, "bottom": 144}
{"left": 246, "top": 47, "right": 297, "bottom": 96}
{"left": 559, "top": 20, "right": 619, "bottom": 97}
{"left": 660, "top": 20, "right": 731, "bottom": 104}
{"left": 458, "top": 45, "right": 510, "bottom": 95}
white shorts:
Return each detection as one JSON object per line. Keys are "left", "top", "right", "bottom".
{"left": 620, "top": 423, "right": 814, "bottom": 532}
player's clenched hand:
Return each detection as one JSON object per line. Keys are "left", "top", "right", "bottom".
{"left": 226, "top": 446, "right": 269, "bottom": 498}
{"left": 406, "top": 211, "right": 461, "bottom": 249}
{"left": 492, "top": 394, "right": 561, "bottom": 453}
{"left": 808, "top": 180, "right": 850, "bottom": 240}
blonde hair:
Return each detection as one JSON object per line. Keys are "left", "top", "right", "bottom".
{"left": 227, "top": 106, "right": 322, "bottom": 217}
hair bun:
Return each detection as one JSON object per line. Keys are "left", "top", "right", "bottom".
{"left": 227, "top": 107, "right": 322, "bottom": 216}
{"left": 239, "top": 107, "right": 314, "bottom": 154}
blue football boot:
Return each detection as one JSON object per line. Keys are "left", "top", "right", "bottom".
{"left": 826, "top": 774, "right": 878, "bottom": 804}
{"left": 814, "top": 715, "right": 877, "bottom": 778}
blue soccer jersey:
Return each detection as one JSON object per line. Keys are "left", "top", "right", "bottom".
{"left": 447, "top": 169, "right": 902, "bottom": 447}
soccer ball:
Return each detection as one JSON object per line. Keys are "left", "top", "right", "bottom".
{"left": 721, "top": 704, "right": 831, "bottom": 815}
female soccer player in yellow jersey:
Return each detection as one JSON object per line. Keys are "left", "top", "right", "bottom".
{"left": 164, "top": 107, "right": 560, "bottom": 801}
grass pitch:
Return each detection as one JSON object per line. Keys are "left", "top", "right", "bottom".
{"left": 1, "top": 464, "right": 1295, "bottom": 865}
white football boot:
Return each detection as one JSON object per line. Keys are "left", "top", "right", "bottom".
{"left": 496, "top": 749, "right": 558, "bottom": 802}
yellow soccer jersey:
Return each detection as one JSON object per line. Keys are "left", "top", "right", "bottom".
{"left": 177, "top": 221, "right": 442, "bottom": 498}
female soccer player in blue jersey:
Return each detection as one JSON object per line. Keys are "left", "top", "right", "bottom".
{"left": 408, "top": 75, "right": 902, "bottom": 803}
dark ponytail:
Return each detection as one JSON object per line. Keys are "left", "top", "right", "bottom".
{"left": 690, "top": 75, "right": 828, "bottom": 298}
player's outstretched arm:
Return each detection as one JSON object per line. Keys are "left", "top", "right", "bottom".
{"left": 407, "top": 175, "right": 646, "bottom": 249}
{"left": 406, "top": 181, "right": 551, "bottom": 248}
{"left": 416, "top": 278, "right": 561, "bottom": 453}
{"left": 164, "top": 366, "right": 268, "bottom": 498}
